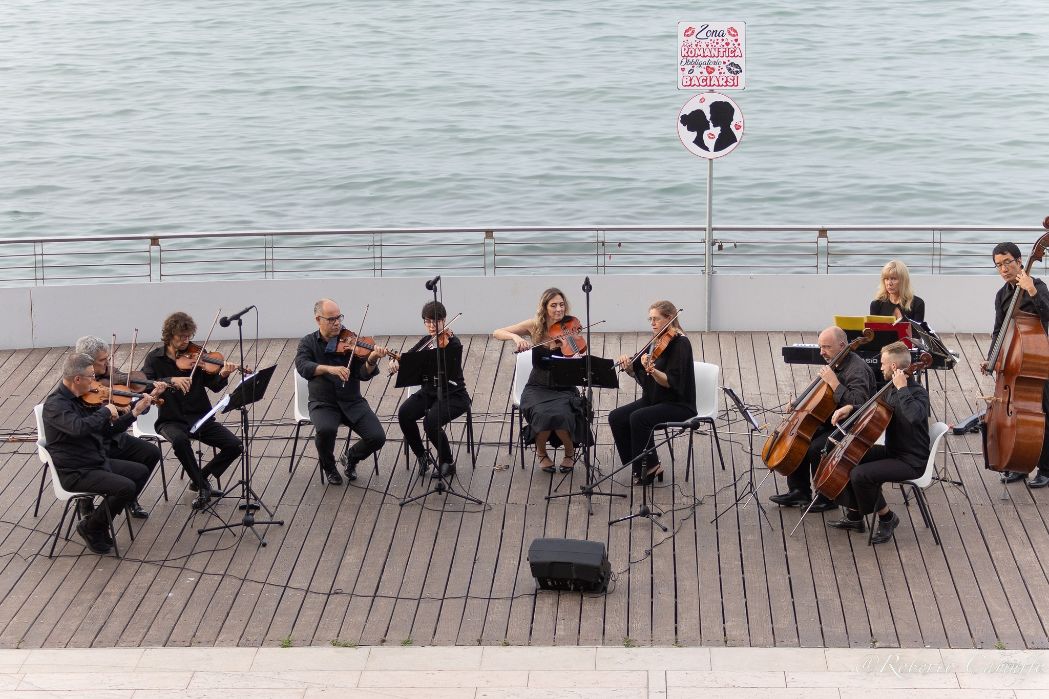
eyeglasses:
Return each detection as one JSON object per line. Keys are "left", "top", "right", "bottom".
{"left": 647, "top": 317, "right": 664, "bottom": 323}
{"left": 994, "top": 259, "right": 1017, "bottom": 269}
{"left": 317, "top": 314, "right": 344, "bottom": 323}
{"left": 77, "top": 373, "right": 96, "bottom": 381}
{"left": 173, "top": 333, "right": 193, "bottom": 340}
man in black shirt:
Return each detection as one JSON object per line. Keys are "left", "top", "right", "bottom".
{"left": 769, "top": 325, "right": 877, "bottom": 512}
{"left": 43, "top": 353, "right": 154, "bottom": 554}
{"left": 75, "top": 335, "right": 168, "bottom": 518}
{"left": 141, "top": 312, "right": 242, "bottom": 509}
{"left": 982, "top": 242, "right": 1049, "bottom": 488}
{"left": 294, "top": 299, "right": 388, "bottom": 484}
{"left": 389, "top": 301, "right": 471, "bottom": 479}
{"left": 826, "top": 341, "right": 931, "bottom": 544}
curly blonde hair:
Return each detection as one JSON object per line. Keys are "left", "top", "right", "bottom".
{"left": 875, "top": 260, "right": 915, "bottom": 312}
{"left": 531, "top": 288, "right": 569, "bottom": 344}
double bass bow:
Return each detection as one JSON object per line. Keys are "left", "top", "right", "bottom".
{"left": 761, "top": 328, "right": 875, "bottom": 476}
{"left": 982, "top": 224, "right": 1049, "bottom": 473}
{"left": 810, "top": 351, "right": 932, "bottom": 503}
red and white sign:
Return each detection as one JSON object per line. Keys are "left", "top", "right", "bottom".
{"left": 677, "top": 92, "right": 744, "bottom": 159}
{"left": 678, "top": 21, "right": 745, "bottom": 90}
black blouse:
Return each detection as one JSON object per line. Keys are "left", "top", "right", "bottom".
{"left": 629, "top": 333, "right": 697, "bottom": 411}
{"left": 870, "top": 296, "right": 925, "bottom": 323}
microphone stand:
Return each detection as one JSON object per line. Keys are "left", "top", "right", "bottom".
{"left": 545, "top": 276, "right": 624, "bottom": 514}
{"left": 400, "top": 277, "right": 482, "bottom": 507}
{"left": 608, "top": 423, "right": 697, "bottom": 532}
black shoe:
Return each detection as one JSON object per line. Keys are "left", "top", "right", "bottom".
{"left": 1001, "top": 471, "right": 1027, "bottom": 484}
{"left": 76, "top": 498, "right": 95, "bottom": 518}
{"left": 128, "top": 501, "right": 149, "bottom": 519}
{"left": 433, "top": 462, "right": 456, "bottom": 479}
{"left": 871, "top": 512, "right": 901, "bottom": 544}
{"left": 75, "top": 520, "right": 111, "bottom": 554}
{"left": 827, "top": 517, "right": 866, "bottom": 533}
{"left": 1030, "top": 474, "right": 1049, "bottom": 489}
{"left": 191, "top": 492, "right": 211, "bottom": 510}
{"left": 415, "top": 455, "right": 431, "bottom": 476}
{"left": 808, "top": 495, "right": 838, "bottom": 514}
{"left": 769, "top": 489, "right": 812, "bottom": 508}
{"left": 323, "top": 468, "right": 343, "bottom": 485}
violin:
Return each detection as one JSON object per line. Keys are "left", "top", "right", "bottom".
{"left": 761, "top": 329, "right": 875, "bottom": 476}
{"left": 619, "top": 308, "right": 685, "bottom": 372}
{"left": 649, "top": 326, "right": 680, "bottom": 359}
{"left": 175, "top": 342, "right": 251, "bottom": 375}
{"left": 812, "top": 352, "right": 932, "bottom": 500}
{"left": 333, "top": 329, "right": 401, "bottom": 361}
{"left": 982, "top": 225, "right": 1049, "bottom": 474}
{"left": 548, "top": 316, "right": 587, "bottom": 357}
{"left": 80, "top": 381, "right": 164, "bottom": 409}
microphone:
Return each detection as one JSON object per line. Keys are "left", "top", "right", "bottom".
{"left": 425, "top": 275, "right": 441, "bottom": 291}
{"left": 582, "top": 276, "right": 592, "bottom": 293}
{"left": 655, "top": 416, "right": 703, "bottom": 430}
{"left": 220, "top": 305, "right": 256, "bottom": 327}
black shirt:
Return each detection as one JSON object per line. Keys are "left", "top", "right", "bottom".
{"left": 42, "top": 383, "right": 137, "bottom": 477}
{"left": 870, "top": 296, "right": 925, "bottom": 323}
{"left": 294, "top": 330, "right": 378, "bottom": 408}
{"left": 629, "top": 333, "right": 697, "bottom": 411}
{"left": 404, "top": 333, "right": 468, "bottom": 394}
{"left": 992, "top": 278, "right": 1049, "bottom": 343}
{"left": 833, "top": 352, "right": 878, "bottom": 409}
{"left": 141, "top": 347, "right": 229, "bottom": 429}
{"left": 882, "top": 378, "right": 931, "bottom": 470}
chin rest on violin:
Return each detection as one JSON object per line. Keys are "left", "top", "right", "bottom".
{"left": 332, "top": 328, "right": 401, "bottom": 361}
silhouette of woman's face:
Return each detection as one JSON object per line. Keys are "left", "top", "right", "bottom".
{"left": 680, "top": 109, "right": 710, "bottom": 134}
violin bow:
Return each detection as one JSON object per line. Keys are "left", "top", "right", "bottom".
{"left": 519, "top": 319, "right": 607, "bottom": 354}
{"left": 620, "top": 308, "right": 685, "bottom": 370}
{"left": 189, "top": 310, "right": 222, "bottom": 383}
{"left": 127, "top": 328, "right": 138, "bottom": 388}
{"left": 107, "top": 333, "right": 117, "bottom": 409}
{"left": 342, "top": 304, "right": 370, "bottom": 386}
{"left": 422, "top": 312, "right": 463, "bottom": 351}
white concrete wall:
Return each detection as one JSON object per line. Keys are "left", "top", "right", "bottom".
{"left": 6, "top": 273, "right": 998, "bottom": 350}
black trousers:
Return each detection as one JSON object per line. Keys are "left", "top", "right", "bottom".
{"left": 835, "top": 445, "right": 922, "bottom": 516}
{"left": 786, "top": 423, "right": 834, "bottom": 496}
{"left": 310, "top": 399, "right": 386, "bottom": 473}
{"left": 398, "top": 388, "right": 470, "bottom": 465}
{"left": 107, "top": 432, "right": 161, "bottom": 481}
{"left": 608, "top": 399, "right": 695, "bottom": 476}
{"left": 158, "top": 419, "right": 242, "bottom": 489}
{"left": 61, "top": 459, "right": 149, "bottom": 532}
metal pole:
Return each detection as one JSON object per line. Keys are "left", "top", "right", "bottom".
{"left": 704, "top": 158, "right": 713, "bottom": 331}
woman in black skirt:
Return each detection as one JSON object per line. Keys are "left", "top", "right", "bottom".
{"left": 493, "top": 287, "right": 587, "bottom": 473}
{"left": 611, "top": 300, "right": 696, "bottom": 485}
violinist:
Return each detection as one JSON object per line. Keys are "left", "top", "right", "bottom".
{"left": 826, "top": 341, "right": 930, "bottom": 544}
{"left": 141, "top": 312, "right": 243, "bottom": 509}
{"left": 982, "top": 242, "right": 1049, "bottom": 488}
{"left": 294, "top": 299, "right": 388, "bottom": 485}
{"left": 769, "top": 326, "right": 876, "bottom": 512}
{"left": 42, "top": 353, "right": 155, "bottom": 554}
{"left": 389, "top": 301, "right": 470, "bottom": 479}
{"left": 611, "top": 301, "right": 695, "bottom": 485}
{"left": 493, "top": 288, "right": 587, "bottom": 473}
{"left": 870, "top": 260, "right": 925, "bottom": 323}
{"left": 75, "top": 335, "right": 168, "bottom": 519}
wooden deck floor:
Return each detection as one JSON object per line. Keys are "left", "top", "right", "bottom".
{"left": 0, "top": 332, "right": 1046, "bottom": 650}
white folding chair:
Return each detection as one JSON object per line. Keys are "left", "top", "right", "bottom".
{"left": 893, "top": 421, "right": 950, "bottom": 546}
{"left": 34, "top": 404, "right": 130, "bottom": 558}
{"left": 507, "top": 350, "right": 541, "bottom": 469}
{"left": 666, "top": 361, "right": 726, "bottom": 480}
{"left": 130, "top": 406, "right": 169, "bottom": 500}
{"left": 289, "top": 370, "right": 379, "bottom": 482}
{"left": 400, "top": 384, "right": 476, "bottom": 469}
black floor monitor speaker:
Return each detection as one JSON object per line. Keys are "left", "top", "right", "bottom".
{"left": 528, "top": 538, "right": 611, "bottom": 593}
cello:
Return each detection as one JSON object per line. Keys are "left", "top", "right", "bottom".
{"left": 982, "top": 226, "right": 1049, "bottom": 473}
{"left": 812, "top": 352, "right": 932, "bottom": 500}
{"left": 761, "top": 328, "right": 874, "bottom": 476}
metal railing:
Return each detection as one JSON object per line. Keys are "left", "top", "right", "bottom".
{"left": 0, "top": 225, "right": 1041, "bottom": 286}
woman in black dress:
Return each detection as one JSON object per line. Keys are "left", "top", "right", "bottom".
{"left": 870, "top": 260, "right": 925, "bottom": 322}
{"left": 493, "top": 288, "right": 586, "bottom": 473}
{"left": 611, "top": 300, "right": 696, "bottom": 485}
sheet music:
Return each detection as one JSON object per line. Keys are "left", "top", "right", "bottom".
{"left": 191, "top": 394, "right": 230, "bottom": 434}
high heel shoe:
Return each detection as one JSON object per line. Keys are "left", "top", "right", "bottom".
{"left": 641, "top": 464, "right": 664, "bottom": 485}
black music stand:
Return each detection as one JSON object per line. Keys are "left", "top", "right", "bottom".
{"left": 544, "top": 355, "right": 623, "bottom": 512}
{"left": 397, "top": 344, "right": 482, "bottom": 507}
{"left": 712, "top": 386, "right": 774, "bottom": 529}
{"left": 198, "top": 364, "right": 285, "bottom": 545}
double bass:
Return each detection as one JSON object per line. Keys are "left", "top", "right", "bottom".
{"left": 813, "top": 352, "right": 932, "bottom": 500}
{"left": 761, "top": 329, "right": 874, "bottom": 476}
{"left": 982, "top": 226, "right": 1049, "bottom": 473}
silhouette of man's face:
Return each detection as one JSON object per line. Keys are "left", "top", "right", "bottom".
{"left": 709, "top": 101, "right": 734, "bottom": 127}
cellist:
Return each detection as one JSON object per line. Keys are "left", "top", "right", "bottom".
{"left": 982, "top": 242, "right": 1049, "bottom": 488}
{"left": 768, "top": 325, "right": 876, "bottom": 512}
{"left": 825, "top": 341, "right": 930, "bottom": 543}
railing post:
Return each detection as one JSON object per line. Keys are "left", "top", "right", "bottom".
{"left": 484, "top": 230, "right": 494, "bottom": 276}
{"left": 150, "top": 237, "right": 160, "bottom": 282}
{"left": 817, "top": 227, "right": 829, "bottom": 274}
